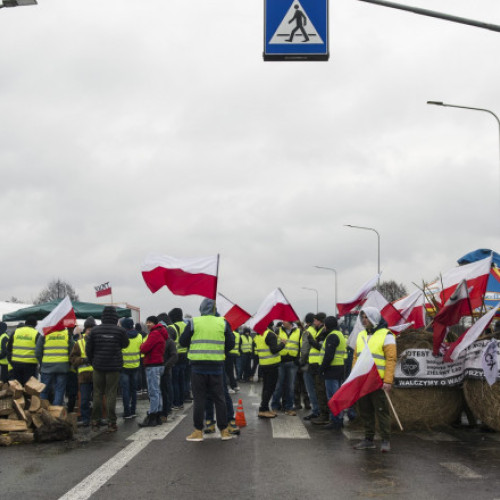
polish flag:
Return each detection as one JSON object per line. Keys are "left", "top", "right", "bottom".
{"left": 337, "top": 274, "right": 380, "bottom": 317}
{"left": 393, "top": 290, "right": 426, "bottom": 329}
{"left": 347, "top": 290, "right": 404, "bottom": 348}
{"left": 95, "top": 282, "right": 112, "bottom": 298}
{"left": 141, "top": 254, "right": 218, "bottom": 299}
{"left": 444, "top": 303, "right": 500, "bottom": 362}
{"left": 247, "top": 288, "right": 299, "bottom": 335}
{"left": 328, "top": 341, "right": 383, "bottom": 416}
{"left": 433, "top": 279, "right": 472, "bottom": 355}
{"left": 37, "top": 296, "right": 77, "bottom": 336}
{"left": 440, "top": 255, "right": 492, "bottom": 310}
{"left": 216, "top": 293, "right": 251, "bottom": 331}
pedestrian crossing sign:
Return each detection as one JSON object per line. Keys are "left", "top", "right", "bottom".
{"left": 264, "top": 0, "right": 329, "bottom": 61}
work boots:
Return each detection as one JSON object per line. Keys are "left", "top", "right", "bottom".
{"left": 138, "top": 413, "right": 158, "bottom": 428}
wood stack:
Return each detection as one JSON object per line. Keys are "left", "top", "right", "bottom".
{"left": 0, "top": 377, "right": 74, "bottom": 446}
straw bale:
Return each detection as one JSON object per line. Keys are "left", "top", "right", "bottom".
{"left": 463, "top": 379, "right": 500, "bottom": 432}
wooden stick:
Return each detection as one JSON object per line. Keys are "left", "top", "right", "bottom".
{"left": 384, "top": 389, "right": 404, "bottom": 431}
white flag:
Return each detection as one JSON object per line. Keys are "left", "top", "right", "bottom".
{"left": 481, "top": 339, "right": 498, "bottom": 386}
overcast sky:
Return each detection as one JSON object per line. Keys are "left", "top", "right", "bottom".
{"left": 1, "top": 0, "right": 499, "bottom": 321}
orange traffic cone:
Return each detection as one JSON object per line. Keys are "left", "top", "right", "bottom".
{"left": 235, "top": 398, "right": 247, "bottom": 428}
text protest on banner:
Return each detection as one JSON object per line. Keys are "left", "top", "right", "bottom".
{"left": 394, "top": 339, "right": 500, "bottom": 388}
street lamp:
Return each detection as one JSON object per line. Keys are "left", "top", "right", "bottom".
{"left": 0, "top": 0, "right": 37, "bottom": 8}
{"left": 302, "top": 287, "right": 319, "bottom": 314}
{"left": 427, "top": 101, "right": 500, "bottom": 203}
{"left": 344, "top": 225, "right": 381, "bottom": 285}
{"left": 314, "top": 266, "right": 337, "bottom": 316}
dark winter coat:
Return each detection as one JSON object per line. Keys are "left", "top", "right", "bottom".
{"left": 85, "top": 323, "right": 129, "bottom": 372}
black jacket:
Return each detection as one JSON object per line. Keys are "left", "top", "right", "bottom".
{"left": 86, "top": 324, "right": 129, "bottom": 372}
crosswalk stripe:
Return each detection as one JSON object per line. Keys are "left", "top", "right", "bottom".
{"left": 440, "top": 462, "right": 482, "bottom": 479}
{"left": 271, "top": 416, "right": 310, "bottom": 439}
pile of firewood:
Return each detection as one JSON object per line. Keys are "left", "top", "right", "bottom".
{"left": 0, "top": 377, "right": 75, "bottom": 446}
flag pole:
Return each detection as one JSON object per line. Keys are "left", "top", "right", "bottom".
{"left": 278, "top": 287, "right": 300, "bottom": 321}
{"left": 384, "top": 390, "right": 404, "bottom": 431}
{"left": 213, "top": 254, "right": 220, "bottom": 315}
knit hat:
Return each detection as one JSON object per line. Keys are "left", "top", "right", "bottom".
{"left": 199, "top": 299, "right": 216, "bottom": 316}
{"left": 25, "top": 315, "right": 38, "bottom": 327}
{"left": 325, "top": 316, "right": 338, "bottom": 331}
{"left": 314, "top": 312, "right": 326, "bottom": 323}
{"left": 135, "top": 323, "right": 143, "bottom": 333}
{"left": 84, "top": 316, "right": 96, "bottom": 329}
{"left": 168, "top": 308, "right": 183, "bottom": 323}
{"left": 304, "top": 312, "right": 315, "bottom": 324}
{"left": 101, "top": 306, "right": 119, "bottom": 325}
{"left": 122, "top": 317, "right": 134, "bottom": 330}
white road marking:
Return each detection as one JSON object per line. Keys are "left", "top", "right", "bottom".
{"left": 440, "top": 462, "right": 482, "bottom": 479}
{"left": 58, "top": 414, "right": 187, "bottom": 500}
{"left": 271, "top": 416, "right": 310, "bottom": 439}
{"left": 248, "top": 385, "right": 259, "bottom": 398}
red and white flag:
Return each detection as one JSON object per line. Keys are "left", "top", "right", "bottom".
{"left": 142, "top": 254, "right": 218, "bottom": 299}
{"left": 440, "top": 255, "right": 492, "bottom": 310}
{"left": 216, "top": 293, "right": 251, "bottom": 331}
{"left": 444, "top": 303, "right": 500, "bottom": 362}
{"left": 328, "top": 341, "right": 383, "bottom": 416}
{"left": 247, "top": 288, "right": 299, "bottom": 335}
{"left": 393, "top": 290, "right": 426, "bottom": 329}
{"left": 95, "top": 282, "right": 112, "bottom": 298}
{"left": 37, "top": 296, "right": 77, "bottom": 336}
{"left": 337, "top": 274, "right": 380, "bottom": 317}
{"left": 432, "top": 279, "right": 472, "bottom": 355}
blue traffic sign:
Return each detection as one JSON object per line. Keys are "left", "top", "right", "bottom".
{"left": 264, "top": 0, "right": 329, "bottom": 61}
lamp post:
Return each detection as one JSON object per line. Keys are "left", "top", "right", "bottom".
{"left": 344, "top": 225, "right": 381, "bottom": 286}
{"left": 302, "top": 287, "right": 319, "bottom": 314}
{"left": 427, "top": 101, "right": 500, "bottom": 203}
{"left": 314, "top": 266, "right": 337, "bottom": 316}
{"left": 0, "top": 0, "right": 37, "bottom": 8}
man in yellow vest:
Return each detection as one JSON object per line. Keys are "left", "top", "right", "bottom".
{"left": 319, "top": 316, "right": 346, "bottom": 430}
{"left": 302, "top": 313, "right": 320, "bottom": 420}
{"left": 120, "top": 318, "right": 143, "bottom": 419}
{"left": 70, "top": 317, "right": 95, "bottom": 427}
{"left": 353, "top": 307, "right": 397, "bottom": 453}
{"left": 255, "top": 321, "right": 287, "bottom": 418}
{"left": 226, "top": 329, "right": 240, "bottom": 393}
{"left": 0, "top": 322, "right": 9, "bottom": 383}
{"left": 36, "top": 327, "right": 74, "bottom": 406}
{"left": 271, "top": 321, "right": 301, "bottom": 416}
{"left": 180, "top": 298, "right": 235, "bottom": 441}
{"left": 169, "top": 307, "right": 188, "bottom": 410}
{"left": 239, "top": 327, "right": 253, "bottom": 382}
{"left": 7, "top": 316, "right": 40, "bottom": 385}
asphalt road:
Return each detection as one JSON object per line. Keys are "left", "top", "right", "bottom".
{"left": 1, "top": 382, "right": 500, "bottom": 500}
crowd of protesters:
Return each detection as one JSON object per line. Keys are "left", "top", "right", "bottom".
{"left": 0, "top": 301, "right": 396, "bottom": 451}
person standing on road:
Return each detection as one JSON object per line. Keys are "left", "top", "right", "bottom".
{"left": 86, "top": 306, "right": 129, "bottom": 433}
{"left": 353, "top": 307, "right": 396, "bottom": 453}
{"left": 319, "top": 316, "right": 346, "bottom": 430}
{"left": 255, "top": 322, "right": 286, "bottom": 418}
{"left": 70, "top": 316, "right": 96, "bottom": 427}
{"left": 239, "top": 327, "right": 253, "bottom": 382}
{"left": 139, "top": 316, "right": 169, "bottom": 427}
{"left": 169, "top": 307, "right": 188, "bottom": 410}
{"left": 7, "top": 316, "right": 40, "bottom": 385}
{"left": 226, "top": 329, "right": 240, "bottom": 394}
{"left": 180, "top": 298, "right": 235, "bottom": 442}
{"left": 0, "top": 322, "right": 10, "bottom": 383}
{"left": 120, "top": 318, "right": 143, "bottom": 420}
{"left": 302, "top": 313, "right": 319, "bottom": 420}
{"left": 36, "top": 327, "right": 74, "bottom": 406}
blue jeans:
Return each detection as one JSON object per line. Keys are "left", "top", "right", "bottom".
{"left": 41, "top": 372, "right": 67, "bottom": 406}
{"left": 79, "top": 382, "right": 93, "bottom": 424}
{"left": 120, "top": 368, "right": 139, "bottom": 416}
{"left": 303, "top": 370, "right": 319, "bottom": 414}
{"left": 146, "top": 365, "right": 164, "bottom": 413}
{"left": 325, "top": 378, "right": 343, "bottom": 424}
{"left": 271, "top": 361, "right": 298, "bottom": 411}
{"left": 172, "top": 364, "right": 186, "bottom": 406}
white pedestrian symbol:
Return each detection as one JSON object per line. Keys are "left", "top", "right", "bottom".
{"left": 269, "top": 1, "right": 323, "bottom": 45}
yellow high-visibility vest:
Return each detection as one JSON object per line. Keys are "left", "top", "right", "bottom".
{"left": 11, "top": 326, "right": 38, "bottom": 364}
{"left": 308, "top": 326, "right": 323, "bottom": 365}
{"left": 76, "top": 338, "right": 93, "bottom": 374}
{"left": 42, "top": 330, "right": 70, "bottom": 364}
{"left": 229, "top": 331, "right": 240, "bottom": 356}
{"left": 122, "top": 334, "right": 143, "bottom": 369}
{"left": 0, "top": 332, "right": 8, "bottom": 366}
{"left": 319, "top": 330, "right": 347, "bottom": 366}
{"left": 188, "top": 316, "right": 226, "bottom": 362}
{"left": 356, "top": 329, "right": 390, "bottom": 378}
{"left": 254, "top": 330, "right": 281, "bottom": 366}
{"left": 278, "top": 328, "right": 301, "bottom": 358}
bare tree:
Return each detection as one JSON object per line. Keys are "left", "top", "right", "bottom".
{"left": 35, "top": 279, "right": 79, "bottom": 304}
{"left": 379, "top": 280, "right": 407, "bottom": 303}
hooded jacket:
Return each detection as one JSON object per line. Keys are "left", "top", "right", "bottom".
{"left": 140, "top": 324, "right": 168, "bottom": 366}
{"left": 85, "top": 308, "right": 129, "bottom": 372}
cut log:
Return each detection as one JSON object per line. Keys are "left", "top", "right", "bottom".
{"left": 31, "top": 413, "right": 43, "bottom": 428}
{"left": 39, "top": 409, "right": 57, "bottom": 426}
{"left": 9, "top": 432, "right": 34, "bottom": 444}
{"left": 16, "top": 395, "right": 26, "bottom": 409}
{"left": 48, "top": 406, "right": 67, "bottom": 420}
{"left": 0, "top": 419, "right": 28, "bottom": 432}
{"left": 0, "top": 434, "right": 12, "bottom": 446}
{"left": 13, "top": 399, "right": 27, "bottom": 421}
{"left": 40, "top": 399, "right": 51, "bottom": 410}
{"left": 25, "top": 411, "right": 33, "bottom": 427}
{"left": 8, "top": 412, "right": 19, "bottom": 420}
{"left": 0, "top": 389, "right": 9, "bottom": 399}
{"left": 8, "top": 380, "right": 23, "bottom": 399}
{"left": 0, "top": 397, "right": 13, "bottom": 416}
{"left": 24, "top": 377, "right": 46, "bottom": 397}
{"left": 66, "top": 412, "right": 78, "bottom": 433}
{"left": 28, "top": 395, "right": 41, "bottom": 413}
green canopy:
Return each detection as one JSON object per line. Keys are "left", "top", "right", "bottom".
{"left": 2, "top": 299, "right": 131, "bottom": 322}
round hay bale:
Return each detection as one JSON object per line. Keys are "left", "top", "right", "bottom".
{"left": 392, "top": 329, "right": 464, "bottom": 430}
{"left": 463, "top": 379, "right": 500, "bottom": 431}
